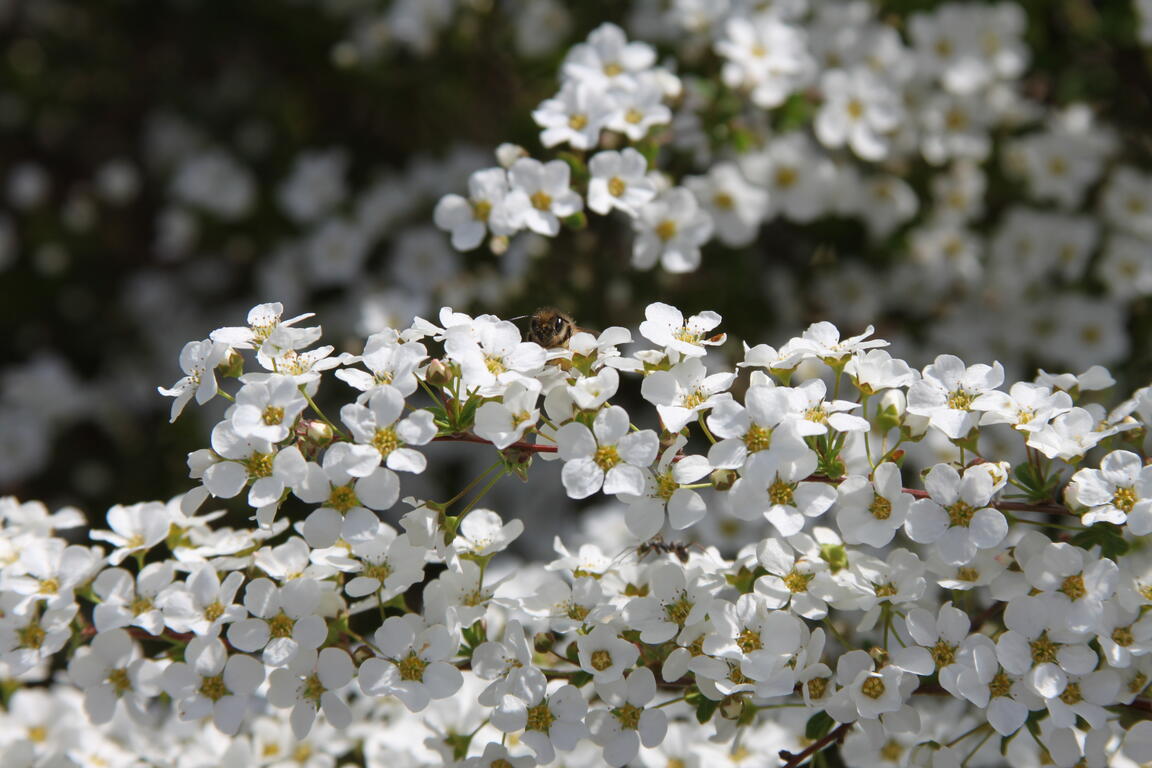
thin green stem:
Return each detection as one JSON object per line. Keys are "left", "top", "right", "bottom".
{"left": 456, "top": 468, "right": 508, "bottom": 522}
{"left": 302, "top": 390, "right": 345, "bottom": 438}
{"left": 443, "top": 460, "right": 503, "bottom": 510}
{"left": 216, "top": 388, "right": 235, "bottom": 402}
{"left": 697, "top": 413, "right": 717, "bottom": 444}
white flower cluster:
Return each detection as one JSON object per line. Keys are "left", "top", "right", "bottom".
{"left": 433, "top": 5, "right": 1152, "bottom": 372}
{"left": 7, "top": 300, "right": 1152, "bottom": 767}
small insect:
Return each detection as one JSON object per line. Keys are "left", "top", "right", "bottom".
{"left": 525, "top": 307, "right": 579, "bottom": 349}
{"left": 634, "top": 535, "right": 693, "bottom": 563}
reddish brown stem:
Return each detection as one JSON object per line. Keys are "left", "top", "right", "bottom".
{"left": 779, "top": 722, "right": 852, "bottom": 768}
{"left": 432, "top": 433, "right": 558, "bottom": 453}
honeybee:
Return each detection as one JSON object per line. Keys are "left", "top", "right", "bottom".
{"left": 526, "top": 307, "right": 580, "bottom": 348}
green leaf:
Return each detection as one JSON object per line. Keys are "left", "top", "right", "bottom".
{"left": 805, "top": 710, "right": 834, "bottom": 740}
{"left": 693, "top": 695, "right": 718, "bottom": 725}
{"left": 568, "top": 671, "right": 593, "bottom": 688}
{"left": 1070, "top": 522, "right": 1130, "bottom": 559}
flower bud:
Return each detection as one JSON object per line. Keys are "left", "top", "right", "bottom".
{"left": 217, "top": 348, "right": 245, "bottom": 379}
{"left": 711, "top": 468, "right": 738, "bottom": 491}
{"left": 425, "top": 359, "right": 454, "bottom": 388}
{"left": 495, "top": 143, "right": 528, "bottom": 168}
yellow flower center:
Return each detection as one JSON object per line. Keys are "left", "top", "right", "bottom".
{"left": 1059, "top": 573, "right": 1086, "bottom": 601}
{"left": 946, "top": 500, "right": 976, "bottom": 527}
{"left": 327, "top": 484, "right": 360, "bottom": 513}
{"left": 806, "top": 677, "right": 828, "bottom": 699}
{"left": 663, "top": 593, "right": 694, "bottom": 625}
{"left": 525, "top": 702, "right": 555, "bottom": 732}
{"left": 737, "top": 628, "right": 762, "bottom": 653}
{"left": 262, "top": 405, "right": 285, "bottom": 426}
{"left": 397, "top": 651, "right": 427, "bottom": 682}
{"left": 590, "top": 649, "right": 613, "bottom": 671}
{"left": 744, "top": 424, "right": 771, "bottom": 453}
{"left": 713, "top": 192, "right": 734, "bottom": 210}
{"left": 860, "top": 676, "right": 886, "bottom": 699}
{"left": 870, "top": 495, "right": 892, "bottom": 520}
{"left": 930, "top": 640, "right": 957, "bottom": 667}
{"left": 268, "top": 611, "right": 295, "bottom": 639}
{"left": 1113, "top": 626, "right": 1135, "bottom": 647}
{"left": 947, "top": 389, "right": 975, "bottom": 410}
{"left": 530, "top": 190, "right": 553, "bottom": 211}
{"left": 655, "top": 219, "right": 678, "bottom": 242}
{"left": 199, "top": 674, "right": 228, "bottom": 702}
{"left": 614, "top": 702, "right": 643, "bottom": 730}
{"left": 775, "top": 167, "right": 798, "bottom": 188}
{"left": 472, "top": 200, "right": 492, "bottom": 222}
{"left": 608, "top": 176, "right": 626, "bottom": 197}
{"left": 1113, "top": 487, "right": 1137, "bottom": 514}
{"left": 768, "top": 479, "right": 796, "bottom": 506}
{"left": 568, "top": 113, "right": 588, "bottom": 130}
{"left": 783, "top": 569, "right": 812, "bottom": 594}
{"left": 245, "top": 451, "right": 274, "bottom": 478}
{"left": 594, "top": 445, "right": 621, "bottom": 471}
{"left": 1030, "top": 632, "right": 1059, "bottom": 665}
{"left": 989, "top": 671, "right": 1013, "bottom": 698}
{"left": 373, "top": 427, "right": 400, "bottom": 458}
{"left": 1059, "top": 682, "right": 1082, "bottom": 705}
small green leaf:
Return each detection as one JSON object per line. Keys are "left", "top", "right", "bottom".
{"left": 805, "top": 710, "right": 834, "bottom": 740}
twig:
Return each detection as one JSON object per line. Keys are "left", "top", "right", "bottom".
{"left": 778, "top": 722, "right": 852, "bottom": 768}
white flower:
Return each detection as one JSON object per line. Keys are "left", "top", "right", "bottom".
{"left": 344, "top": 527, "right": 426, "bottom": 600}
{"left": 210, "top": 302, "right": 319, "bottom": 355}
{"left": 504, "top": 158, "right": 583, "bottom": 236}
{"left": 358, "top": 615, "right": 462, "bottom": 712}
{"left": 906, "top": 354, "right": 1005, "bottom": 440}
{"left": 158, "top": 339, "right": 229, "bottom": 422}
{"left": 605, "top": 73, "right": 672, "bottom": 141}
{"left": 268, "top": 646, "right": 356, "bottom": 738}
{"left": 474, "top": 379, "right": 542, "bottom": 449}
{"left": 434, "top": 168, "right": 514, "bottom": 251}
{"left": 1, "top": 537, "right": 102, "bottom": 611}
{"left": 87, "top": 501, "right": 170, "bottom": 566}
{"left": 587, "top": 148, "right": 656, "bottom": 216}
{"left": 492, "top": 683, "right": 588, "bottom": 765}
{"left": 640, "top": 356, "right": 735, "bottom": 432}
{"left": 728, "top": 442, "right": 835, "bottom": 535}
{"left": 156, "top": 563, "right": 246, "bottom": 637}
{"left": 472, "top": 619, "right": 547, "bottom": 706}
{"left": 715, "top": 14, "right": 814, "bottom": 109}
{"left": 533, "top": 81, "right": 612, "bottom": 150}
{"left": 161, "top": 637, "right": 264, "bottom": 735}
{"left": 632, "top": 188, "right": 714, "bottom": 273}
{"left": 556, "top": 405, "right": 659, "bottom": 499}
{"left": 638, "top": 302, "right": 725, "bottom": 359}
{"left": 1069, "top": 450, "right": 1152, "bottom": 532}
{"left": 684, "top": 163, "right": 768, "bottom": 248}
{"left": 972, "top": 382, "right": 1072, "bottom": 433}
{"left": 92, "top": 562, "right": 174, "bottom": 634}
{"left": 338, "top": 385, "right": 437, "bottom": 476}
{"left": 226, "top": 577, "right": 328, "bottom": 667}
{"left": 195, "top": 423, "right": 308, "bottom": 511}
{"left": 576, "top": 624, "right": 640, "bottom": 684}
{"left": 904, "top": 463, "right": 1007, "bottom": 565}
{"left": 835, "top": 463, "right": 912, "bottom": 548}
{"left": 784, "top": 321, "right": 888, "bottom": 365}
{"left": 587, "top": 667, "right": 667, "bottom": 767}
{"left": 562, "top": 22, "right": 655, "bottom": 86}
{"left": 444, "top": 316, "right": 547, "bottom": 396}
{"left": 229, "top": 375, "right": 308, "bottom": 443}
{"left": 452, "top": 509, "right": 524, "bottom": 559}
{"left": 295, "top": 443, "right": 402, "bottom": 517}
{"left": 815, "top": 68, "right": 902, "bottom": 161}
{"left": 335, "top": 333, "right": 427, "bottom": 399}
{"left": 619, "top": 435, "right": 711, "bottom": 538}
{"left": 67, "top": 628, "right": 163, "bottom": 725}
{"left": 1027, "top": 407, "right": 1112, "bottom": 462}
{"left": 622, "top": 562, "right": 722, "bottom": 643}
